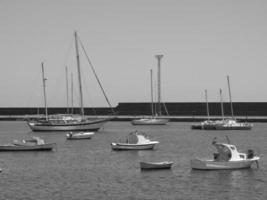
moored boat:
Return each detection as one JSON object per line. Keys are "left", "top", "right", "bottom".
{"left": 214, "top": 119, "right": 253, "bottom": 130}
{"left": 28, "top": 117, "right": 108, "bottom": 132}
{"left": 0, "top": 137, "right": 56, "bottom": 151}
{"left": 191, "top": 137, "right": 260, "bottom": 170}
{"left": 131, "top": 59, "right": 169, "bottom": 126}
{"left": 131, "top": 118, "right": 169, "bottom": 125}
{"left": 66, "top": 131, "right": 94, "bottom": 139}
{"left": 111, "top": 131, "right": 159, "bottom": 150}
{"left": 27, "top": 32, "right": 114, "bottom": 132}
{"left": 140, "top": 161, "right": 173, "bottom": 170}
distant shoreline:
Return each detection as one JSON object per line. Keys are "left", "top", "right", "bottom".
{"left": 1, "top": 115, "right": 267, "bottom": 122}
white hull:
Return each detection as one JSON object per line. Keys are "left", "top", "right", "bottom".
{"left": 0, "top": 143, "right": 56, "bottom": 151}
{"left": 66, "top": 132, "right": 94, "bottom": 139}
{"left": 140, "top": 161, "right": 173, "bottom": 170}
{"left": 131, "top": 118, "right": 169, "bottom": 125}
{"left": 111, "top": 142, "right": 158, "bottom": 150}
{"left": 27, "top": 119, "right": 107, "bottom": 131}
{"left": 191, "top": 158, "right": 259, "bottom": 170}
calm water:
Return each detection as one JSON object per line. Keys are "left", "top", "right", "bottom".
{"left": 0, "top": 121, "right": 266, "bottom": 200}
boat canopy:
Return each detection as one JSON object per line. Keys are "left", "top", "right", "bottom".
{"left": 213, "top": 142, "right": 247, "bottom": 161}
{"left": 122, "top": 131, "right": 152, "bottom": 144}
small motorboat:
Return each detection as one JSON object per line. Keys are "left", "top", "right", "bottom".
{"left": 111, "top": 131, "right": 159, "bottom": 150}
{"left": 191, "top": 137, "right": 260, "bottom": 170}
{"left": 140, "top": 161, "right": 173, "bottom": 170}
{"left": 66, "top": 131, "right": 95, "bottom": 140}
{"left": 0, "top": 137, "right": 56, "bottom": 151}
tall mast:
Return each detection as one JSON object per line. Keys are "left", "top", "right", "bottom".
{"left": 41, "top": 62, "right": 48, "bottom": 120}
{"left": 65, "top": 66, "right": 69, "bottom": 114}
{"left": 150, "top": 69, "right": 154, "bottom": 117}
{"left": 227, "top": 75, "right": 234, "bottom": 119}
{"left": 155, "top": 54, "right": 163, "bottom": 116}
{"left": 219, "top": 89, "right": 225, "bottom": 121}
{"left": 71, "top": 73, "right": 74, "bottom": 114}
{"left": 74, "top": 31, "right": 84, "bottom": 117}
{"left": 205, "top": 89, "right": 210, "bottom": 120}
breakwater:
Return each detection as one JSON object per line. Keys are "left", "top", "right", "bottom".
{"left": 1, "top": 102, "right": 267, "bottom": 122}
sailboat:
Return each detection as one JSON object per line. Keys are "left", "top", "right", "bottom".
{"left": 214, "top": 76, "right": 253, "bottom": 130}
{"left": 27, "top": 31, "right": 113, "bottom": 131}
{"left": 191, "top": 90, "right": 218, "bottom": 130}
{"left": 131, "top": 61, "right": 169, "bottom": 126}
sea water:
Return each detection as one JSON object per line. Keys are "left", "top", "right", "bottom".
{"left": 0, "top": 121, "right": 266, "bottom": 199}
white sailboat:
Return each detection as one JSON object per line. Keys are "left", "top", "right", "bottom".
{"left": 214, "top": 76, "right": 253, "bottom": 130}
{"left": 27, "top": 31, "right": 113, "bottom": 131}
{"left": 191, "top": 90, "right": 218, "bottom": 130}
{"left": 132, "top": 55, "right": 169, "bottom": 125}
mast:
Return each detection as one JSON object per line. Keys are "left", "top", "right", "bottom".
{"left": 71, "top": 73, "right": 74, "bottom": 114}
{"left": 155, "top": 54, "right": 163, "bottom": 116}
{"left": 74, "top": 31, "right": 84, "bottom": 117}
{"left": 227, "top": 75, "right": 234, "bottom": 119}
{"left": 205, "top": 89, "right": 210, "bottom": 120}
{"left": 219, "top": 89, "right": 225, "bottom": 121}
{"left": 41, "top": 62, "right": 48, "bottom": 120}
{"left": 150, "top": 69, "right": 154, "bottom": 117}
{"left": 65, "top": 66, "right": 69, "bottom": 114}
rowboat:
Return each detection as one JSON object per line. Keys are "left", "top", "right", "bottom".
{"left": 66, "top": 131, "right": 94, "bottom": 140}
{"left": 111, "top": 131, "right": 159, "bottom": 150}
{"left": 140, "top": 161, "right": 173, "bottom": 170}
{"left": 191, "top": 137, "right": 260, "bottom": 170}
{"left": 0, "top": 137, "right": 56, "bottom": 151}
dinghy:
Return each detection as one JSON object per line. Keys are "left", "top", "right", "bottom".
{"left": 66, "top": 131, "right": 94, "bottom": 140}
{"left": 111, "top": 131, "right": 159, "bottom": 150}
{"left": 0, "top": 137, "right": 56, "bottom": 151}
{"left": 191, "top": 137, "right": 260, "bottom": 170}
{"left": 140, "top": 161, "right": 173, "bottom": 170}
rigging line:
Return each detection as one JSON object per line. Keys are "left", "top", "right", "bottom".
{"left": 163, "top": 102, "right": 169, "bottom": 116}
{"left": 77, "top": 35, "right": 115, "bottom": 114}
{"left": 81, "top": 75, "right": 97, "bottom": 116}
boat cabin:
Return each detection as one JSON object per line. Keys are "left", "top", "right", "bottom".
{"left": 213, "top": 142, "right": 250, "bottom": 162}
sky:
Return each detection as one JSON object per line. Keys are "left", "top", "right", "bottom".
{"left": 1, "top": 0, "right": 267, "bottom": 107}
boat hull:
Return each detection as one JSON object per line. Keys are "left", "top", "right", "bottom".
{"left": 66, "top": 132, "right": 94, "bottom": 140}
{"left": 27, "top": 119, "right": 107, "bottom": 131}
{"left": 0, "top": 143, "right": 56, "bottom": 151}
{"left": 131, "top": 119, "right": 169, "bottom": 125}
{"left": 190, "top": 158, "right": 258, "bottom": 170}
{"left": 111, "top": 143, "right": 158, "bottom": 150}
{"left": 214, "top": 125, "right": 252, "bottom": 130}
{"left": 140, "top": 161, "right": 173, "bottom": 170}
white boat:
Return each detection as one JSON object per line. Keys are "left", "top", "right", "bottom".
{"left": 140, "top": 161, "right": 173, "bottom": 170}
{"left": 27, "top": 32, "right": 114, "bottom": 131}
{"left": 214, "top": 119, "right": 253, "bottom": 130}
{"left": 214, "top": 76, "right": 253, "bottom": 130}
{"left": 131, "top": 118, "right": 169, "bottom": 125}
{"left": 132, "top": 66, "right": 169, "bottom": 125}
{"left": 191, "top": 90, "right": 219, "bottom": 130}
{"left": 0, "top": 137, "right": 56, "bottom": 151}
{"left": 111, "top": 131, "right": 159, "bottom": 150}
{"left": 66, "top": 131, "right": 94, "bottom": 140}
{"left": 191, "top": 138, "right": 260, "bottom": 170}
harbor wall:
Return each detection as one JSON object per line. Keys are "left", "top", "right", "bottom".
{"left": 0, "top": 102, "right": 267, "bottom": 116}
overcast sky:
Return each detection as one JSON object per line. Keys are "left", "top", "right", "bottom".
{"left": 1, "top": 0, "right": 267, "bottom": 107}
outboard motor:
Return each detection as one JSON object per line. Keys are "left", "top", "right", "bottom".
{"left": 247, "top": 149, "right": 254, "bottom": 159}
